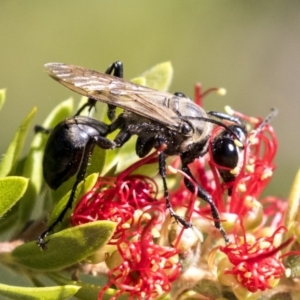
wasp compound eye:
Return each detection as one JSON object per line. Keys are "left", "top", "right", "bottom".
{"left": 210, "top": 124, "right": 247, "bottom": 192}
{"left": 212, "top": 125, "right": 246, "bottom": 169}
{"left": 212, "top": 138, "right": 239, "bottom": 169}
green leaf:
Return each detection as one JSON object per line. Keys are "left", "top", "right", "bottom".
{"left": 285, "top": 168, "right": 300, "bottom": 235}
{"left": 87, "top": 146, "right": 107, "bottom": 177}
{"left": 0, "top": 207, "right": 19, "bottom": 234}
{"left": 8, "top": 221, "right": 116, "bottom": 271}
{"left": 47, "top": 273, "right": 128, "bottom": 300}
{"left": 286, "top": 254, "right": 300, "bottom": 277}
{"left": 41, "top": 98, "right": 74, "bottom": 129}
{"left": 17, "top": 99, "right": 74, "bottom": 227}
{"left": 76, "top": 285, "right": 129, "bottom": 300}
{"left": 64, "top": 283, "right": 100, "bottom": 300}
{"left": 48, "top": 173, "right": 99, "bottom": 231}
{"left": 99, "top": 147, "right": 120, "bottom": 176}
{"left": 140, "top": 61, "right": 173, "bottom": 91}
{"left": 0, "top": 89, "right": 6, "bottom": 111}
{"left": 130, "top": 77, "right": 146, "bottom": 86}
{"left": 0, "top": 107, "right": 37, "bottom": 177}
{"left": 0, "top": 283, "right": 80, "bottom": 300}
{"left": 0, "top": 176, "right": 29, "bottom": 217}
{"left": 115, "top": 137, "right": 139, "bottom": 173}
{"left": 46, "top": 273, "right": 101, "bottom": 300}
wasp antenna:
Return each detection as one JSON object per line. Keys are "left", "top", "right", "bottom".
{"left": 256, "top": 108, "right": 278, "bottom": 133}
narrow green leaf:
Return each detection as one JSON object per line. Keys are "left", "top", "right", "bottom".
{"left": 63, "top": 283, "right": 100, "bottom": 300}
{"left": 0, "top": 206, "right": 18, "bottom": 234}
{"left": 131, "top": 62, "right": 173, "bottom": 98}
{"left": 0, "top": 107, "right": 37, "bottom": 177}
{"left": 0, "top": 176, "right": 29, "bottom": 217}
{"left": 115, "top": 136, "right": 139, "bottom": 173}
{"left": 9, "top": 221, "right": 116, "bottom": 271}
{"left": 140, "top": 61, "right": 173, "bottom": 91}
{"left": 53, "top": 280, "right": 101, "bottom": 300}
{"left": 130, "top": 77, "right": 146, "bottom": 86}
{"left": 75, "top": 285, "right": 129, "bottom": 300}
{"left": 287, "top": 254, "right": 300, "bottom": 277}
{"left": 41, "top": 98, "right": 74, "bottom": 129}
{"left": 47, "top": 273, "right": 128, "bottom": 300}
{"left": 87, "top": 147, "right": 107, "bottom": 178}
{"left": 285, "top": 168, "right": 300, "bottom": 233}
{"left": 46, "top": 273, "right": 101, "bottom": 300}
{"left": 99, "top": 147, "right": 120, "bottom": 176}
{"left": 18, "top": 99, "right": 74, "bottom": 226}
{"left": 0, "top": 89, "right": 6, "bottom": 111}
{"left": 0, "top": 283, "right": 80, "bottom": 300}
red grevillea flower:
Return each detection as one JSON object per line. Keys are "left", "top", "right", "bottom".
{"left": 218, "top": 226, "right": 295, "bottom": 293}
{"left": 70, "top": 150, "right": 163, "bottom": 243}
{"left": 71, "top": 149, "right": 190, "bottom": 299}
{"left": 70, "top": 84, "right": 289, "bottom": 298}
{"left": 99, "top": 216, "right": 181, "bottom": 300}
{"left": 186, "top": 104, "right": 284, "bottom": 234}
{"left": 210, "top": 109, "right": 278, "bottom": 211}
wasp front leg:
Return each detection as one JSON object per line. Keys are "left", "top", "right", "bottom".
{"left": 158, "top": 149, "right": 193, "bottom": 228}
{"left": 181, "top": 159, "right": 229, "bottom": 243}
{"left": 135, "top": 134, "right": 193, "bottom": 228}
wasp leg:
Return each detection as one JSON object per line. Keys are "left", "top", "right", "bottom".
{"left": 181, "top": 162, "right": 229, "bottom": 243}
{"left": 74, "top": 61, "right": 124, "bottom": 118}
{"left": 105, "top": 61, "right": 123, "bottom": 121}
{"left": 34, "top": 125, "right": 52, "bottom": 134}
{"left": 37, "top": 134, "right": 116, "bottom": 249}
{"left": 74, "top": 98, "right": 98, "bottom": 116}
{"left": 136, "top": 136, "right": 156, "bottom": 157}
{"left": 158, "top": 149, "right": 192, "bottom": 228}
{"left": 174, "top": 92, "right": 187, "bottom": 98}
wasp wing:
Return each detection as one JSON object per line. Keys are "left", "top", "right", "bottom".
{"left": 45, "top": 63, "right": 182, "bottom": 130}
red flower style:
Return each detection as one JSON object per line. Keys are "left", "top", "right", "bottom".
{"left": 98, "top": 216, "right": 181, "bottom": 300}
{"left": 70, "top": 83, "right": 289, "bottom": 298}
{"left": 71, "top": 149, "right": 185, "bottom": 299}
{"left": 219, "top": 226, "right": 295, "bottom": 292}
{"left": 187, "top": 105, "right": 285, "bottom": 232}
{"left": 70, "top": 150, "right": 163, "bottom": 243}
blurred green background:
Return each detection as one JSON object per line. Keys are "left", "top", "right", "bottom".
{"left": 0, "top": 1, "right": 299, "bottom": 198}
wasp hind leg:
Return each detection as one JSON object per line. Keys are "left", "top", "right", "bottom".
{"left": 74, "top": 61, "right": 124, "bottom": 118}
{"left": 37, "top": 133, "right": 116, "bottom": 249}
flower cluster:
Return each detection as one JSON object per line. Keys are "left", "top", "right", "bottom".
{"left": 218, "top": 226, "right": 294, "bottom": 294}
{"left": 190, "top": 89, "right": 299, "bottom": 297}
{"left": 189, "top": 105, "right": 280, "bottom": 229}
{"left": 71, "top": 153, "right": 160, "bottom": 244}
{"left": 71, "top": 149, "right": 186, "bottom": 299}
{"left": 70, "top": 84, "right": 299, "bottom": 300}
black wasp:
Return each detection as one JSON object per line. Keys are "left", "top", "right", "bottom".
{"left": 37, "top": 61, "right": 247, "bottom": 249}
